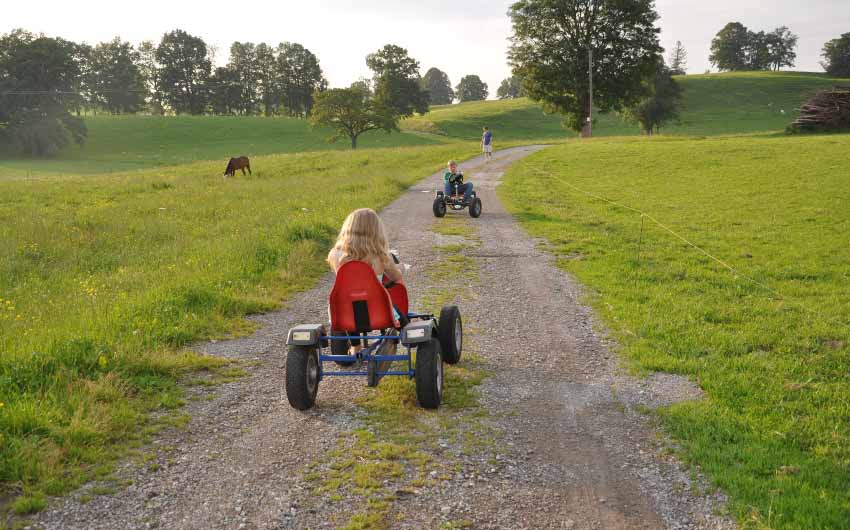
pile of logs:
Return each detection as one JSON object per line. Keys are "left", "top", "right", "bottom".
{"left": 789, "top": 87, "right": 850, "bottom": 132}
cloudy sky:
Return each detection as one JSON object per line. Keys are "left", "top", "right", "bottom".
{"left": 5, "top": 0, "right": 849, "bottom": 97}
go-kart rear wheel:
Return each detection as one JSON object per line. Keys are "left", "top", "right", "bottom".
{"left": 438, "top": 306, "right": 462, "bottom": 365}
{"left": 286, "top": 345, "right": 320, "bottom": 410}
{"left": 415, "top": 337, "right": 443, "bottom": 409}
{"left": 330, "top": 331, "right": 355, "bottom": 367}
{"left": 433, "top": 198, "right": 446, "bottom": 218}
{"left": 469, "top": 197, "right": 482, "bottom": 218}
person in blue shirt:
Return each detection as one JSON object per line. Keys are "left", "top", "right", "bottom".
{"left": 481, "top": 126, "right": 493, "bottom": 160}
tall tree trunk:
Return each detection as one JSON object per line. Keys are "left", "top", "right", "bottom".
{"left": 351, "top": 134, "right": 358, "bottom": 149}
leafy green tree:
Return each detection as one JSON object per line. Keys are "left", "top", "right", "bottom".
{"left": 255, "top": 43, "right": 279, "bottom": 116}
{"left": 497, "top": 76, "right": 525, "bottom": 99}
{"left": 765, "top": 27, "right": 797, "bottom": 70}
{"left": 309, "top": 87, "right": 397, "bottom": 149}
{"left": 208, "top": 67, "right": 242, "bottom": 115}
{"left": 623, "top": 61, "right": 683, "bottom": 135}
{"left": 137, "top": 40, "right": 162, "bottom": 114}
{"left": 228, "top": 41, "right": 259, "bottom": 115}
{"left": 745, "top": 30, "right": 771, "bottom": 70}
{"left": 277, "top": 42, "right": 326, "bottom": 117}
{"left": 821, "top": 33, "right": 850, "bottom": 77}
{"left": 668, "top": 41, "right": 687, "bottom": 75}
{"left": 421, "top": 67, "right": 454, "bottom": 105}
{"left": 456, "top": 75, "right": 488, "bottom": 102}
{"left": 509, "top": 0, "right": 662, "bottom": 133}
{"left": 0, "top": 29, "right": 87, "bottom": 156}
{"left": 154, "top": 29, "right": 211, "bottom": 115}
{"left": 88, "top": 38, "right": 147, "bottom": 114}
{"left": 367, "top": 44, "right": 429, "bottom": 117}
{"left": 71, "top": 42, "right": 94, "bottom": 115}
{"left": 709, "top": 22, "right": 750, "bottom": 71}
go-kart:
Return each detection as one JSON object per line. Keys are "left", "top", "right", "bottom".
{"left": 285, "top": 259, "right": 463, "bottom": 411}
{"left": 433, "top": 179, "right": 482, "bottom": 218}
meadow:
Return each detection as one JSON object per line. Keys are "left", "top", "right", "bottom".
{"left": 0, "top": 142, "right": 478, "bottom": 512}
{"left": 403, "top": 71, "right": 850, "bottom": 140}
{"left": 0, "top": 115, "right": 442, "bottom": 178}
{"left": 499, "top": 134, "right": 850, "bottom": 529}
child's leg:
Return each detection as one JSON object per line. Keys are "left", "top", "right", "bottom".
{"left": 463, "top": 182, "right": 474, "bottom": 201}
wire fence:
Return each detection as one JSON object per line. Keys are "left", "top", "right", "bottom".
{"left": 534, "top": 168, "right": 849, "bottom": 332}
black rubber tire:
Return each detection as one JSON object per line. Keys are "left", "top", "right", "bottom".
{"left": 330, "top": 331, "right": 355, "bottom": 367}
{"left": 438, "top": 306, "right": 462, "bottom": 365}
{"left": 415, "top": 337, "right": 443, "bottom": 409}
{"left": 433, "top": 198, "right": 446, "bottom": 218}
{"left": 286, "top": 345, "right": 320, "bottom": 410}
{"left": 469, "top": 198, "right": 482, "bottom": 218}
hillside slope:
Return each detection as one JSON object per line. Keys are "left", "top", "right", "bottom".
{"left": 0, "top": 115, "right": 443, "bottom": 178}
{"left": 402, "top": 71, "right": 850, "bottom": 140}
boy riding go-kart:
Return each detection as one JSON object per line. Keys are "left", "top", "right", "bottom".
{"left": 433, "top": 160, "right": 482, "bottom": 218}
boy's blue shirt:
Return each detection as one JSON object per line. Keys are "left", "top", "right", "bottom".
{"left": 483, "top": 131, "right": 492, "bottom": 145}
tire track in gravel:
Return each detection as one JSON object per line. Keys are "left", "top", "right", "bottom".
{"left": 31, "top": 145, "right": 735, "bottom": 530}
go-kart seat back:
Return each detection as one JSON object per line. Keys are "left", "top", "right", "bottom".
{"left": 330, "top": 261, "right": 399, "bottom": 333}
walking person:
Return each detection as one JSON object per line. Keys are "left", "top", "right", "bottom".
{"left": 481, "top": 126, "right": 493, "bottom": 160}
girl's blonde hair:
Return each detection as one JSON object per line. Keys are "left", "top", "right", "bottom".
{"left": 328, "top": 208, "right": 389, "bottom": 266}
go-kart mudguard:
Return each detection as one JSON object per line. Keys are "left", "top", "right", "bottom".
{"left": 400, "top": 320, "right": 435, "bottom": 346}
{"left": 287, "top": 324, "right": 325, "bottom": 346}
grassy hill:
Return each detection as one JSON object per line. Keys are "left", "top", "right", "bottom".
{"left": 0, "top": 115, "right": 444, "bottom": 178}
{"left": 403, "top": 71, "right": 850, "bottom": 140}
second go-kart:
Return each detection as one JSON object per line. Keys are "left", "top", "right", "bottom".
{"left": 433, "top": 179, "right": 482, "bottom": 218}
{"left": 285, "top": 260, "right": 463, "bottom": 411}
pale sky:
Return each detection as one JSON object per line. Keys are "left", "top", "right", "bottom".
{"left": 5, "top": 0, "right": 850, "bottom": 98}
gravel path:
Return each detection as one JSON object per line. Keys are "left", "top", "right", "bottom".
{"left": 31, "top": 146, "right": 735, "bottom": 530}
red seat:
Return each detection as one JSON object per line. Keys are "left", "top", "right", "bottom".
{"left": 329, "top": 261, "right": 402, "bottom": 333}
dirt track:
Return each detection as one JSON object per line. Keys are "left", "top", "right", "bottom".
{"left": 32, "top": 146, "right": 735, "bottom": 530}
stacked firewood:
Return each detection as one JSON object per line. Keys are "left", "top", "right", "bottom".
{"left": 789, "top": 87, "right": 850, "bottom": 132}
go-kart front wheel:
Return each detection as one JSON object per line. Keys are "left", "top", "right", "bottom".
{"left": 286, "top": 345, "right": 320, "bottom": 410}
{"left": 433, "top": 197, "right": 447, "bottom": 218}
{"left": 415, "top": 337, "right": 443, "bottom": 409}
{"left": 469, "top": 197, "right": 482, "bottom": 218}
{"left": 438, "top": 306, "right": 462, "bottom": 365}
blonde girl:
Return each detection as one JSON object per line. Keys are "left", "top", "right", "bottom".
{"left": 327, "top": 208, "right": 403, "bottom": 282}
{"left": 327, "top": 209, "right": 403, "bottom": 355}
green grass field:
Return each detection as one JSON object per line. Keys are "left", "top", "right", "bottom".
{"left": 0, "top": 115, "right": 443, "bottom": 178}
{"left": 403, "top": 71, "right": 850, "bottom": 140}
{"left": 499, "top": 134, "right": 850, "bottom": 529}
{"left": 0, "top": 142, "right": 478, "bottom": 512}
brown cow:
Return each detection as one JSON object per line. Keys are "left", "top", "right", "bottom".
{"left": 224, "top": 156, "right": 251, "bottom": 177}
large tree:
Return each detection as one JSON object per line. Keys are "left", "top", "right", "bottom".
{"left": 668, "top": 41, "right": 687, "bottom": 75}
{"left": 255, "top": 43, "right": 279, "bottom": 116}
{"left": 456, "top": 75, "right": 489, "bottom": 102}
{"left": 154, "top": 29, "right": 211, "bottom": 115}
{"left": 228, "top": 42, "right": 259, "bottom": 115}
{"left": 137, "top": 40, "right": 162, "bottom": 114}
{"left": 88, "top": 38, "right": 147, "bottom": 114}
{"left": 509, "top": 0, "right": 662, "bottom": 135}
{"left": 821, "top": 33, "right": 850, "bottom": 78}
{"left": 765, "top": 26, "right": 797, "bottom": 71}
{"left": 0, "top": 29, "right": 87, "bottom": 156}
{"left": 277, "top": 42, "right": 326, "bottom": 117}
{"left": 623, "top": 61, "right": 683, "bottom": 135}
{"left": 309, "top": 86, "right": 397, "bottom": 149}
{"left": 421, "top": 67, "right": 454, "bottom": 105}
{"left": 208, "top": 67, "right": 242, "bottom": 115}
{"left": 367, "top": 44, "right": 429, "bottom": 117}
{"left": 497, "top": 76, "right": 526, "bottom": 99}
{"left": 709, "top": 22, "right": 750, "bottom": 71}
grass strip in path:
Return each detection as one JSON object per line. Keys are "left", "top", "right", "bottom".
{"left": 295, "top": 216, "right": 492, "bottom": 529}
{"left": 498, "top": 134, "right": 850, "bottom": 529}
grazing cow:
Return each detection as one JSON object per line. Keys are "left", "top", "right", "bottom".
{"left": 224, "top": 156, "right": 251, "bottom": 177}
